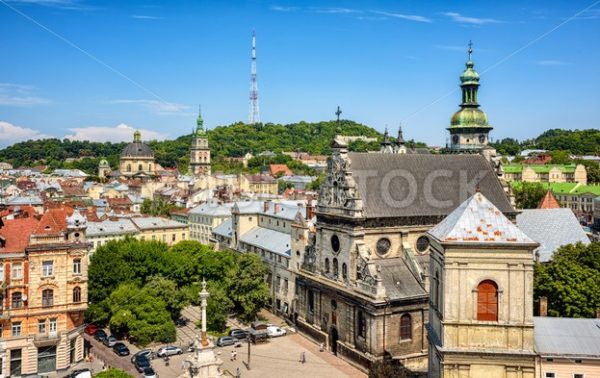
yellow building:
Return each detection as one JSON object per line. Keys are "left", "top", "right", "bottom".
{"left": 240, "top": 174, "right": 278, "bottom": 195}
{"left": 130, "top": 217, "right": 189, "bottom": 245}
{"left": 119, "top": 130, "right": 156, "bottom": 178}
{"left": 427, "top": 192, "right": 539, "bottom": 378}
{"left": 502, "top": 164, "right": 587, "bottom": 184}
{"left": 0, "top": 208, "right": 88, "bottom": 376}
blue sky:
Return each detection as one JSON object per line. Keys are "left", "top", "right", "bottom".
{"left": 1, "top": 0, "right": 599, "bottom": 147}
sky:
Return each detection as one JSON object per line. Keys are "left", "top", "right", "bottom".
{"left": 1, "top": 0, "right": 599, "bottom": 148}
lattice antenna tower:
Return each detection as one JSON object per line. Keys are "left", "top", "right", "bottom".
{"left": 249, "top": 31, "right": 260, "bottom": 124}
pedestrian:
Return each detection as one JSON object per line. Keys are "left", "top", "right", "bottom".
{"left": 319, "top": 342, "right": 324, "bottom": 352}
{"left": 233, "top": 350, "right": 237, "bottom": 360}
{"left": 236, "top": 367, "right": 241, "bottom": 378}
{"left": 230, "top": 350, "right": 234, "bottom": 361}
{"left": 300, "top": 351, "right": 306, "bottom": 364}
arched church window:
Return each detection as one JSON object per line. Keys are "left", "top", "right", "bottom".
{"left": 477, "top": 280, "right": 498, "bottom": 321}
{"left": 333, "top": 258, "right": 338, "bottom": 277}
{"left": 138, "top": 164, "right": 143, "bottom": 171}
{"left": 400, "top": 314, "right": 412, "bottom": 340}
{"left": 324, "top": 258, "right": 330, "bottom": 274}
{"left": 342, "top": 263, "right": 347, "bottom": 279}
{"left": 127, "top": 164, "right": 131, "bottom": 172}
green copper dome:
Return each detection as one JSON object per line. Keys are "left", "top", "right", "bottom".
{"left": 450, "top": 107, "right": 491, "bottom": 128}
{"left": 195, "top": 105, "right": 206, "bottom": 136}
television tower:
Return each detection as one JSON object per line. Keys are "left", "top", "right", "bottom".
{"left": 249, "top": 31, "right": 260, "bottom": 124}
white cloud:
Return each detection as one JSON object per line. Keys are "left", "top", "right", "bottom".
{"left": 443, "top": 12, "right": 502, "bottom": 25}
{"left": 270, "top": 5, "right": 297, "bottom": 12}
{"left": 535, "top": 60, "right": 568, "bottom": 66}
{"left": 311, "top": 7, "right": 359, "bottom": 14}
{"left": 0, "top": 121, "right": 51, "bottom": 147}
{"left": 64, "top": 123, "right": 168, "bottom": 143}
{"left": 370, "top": 10, "right": 432, "bottom": 23}
{"left": 0, "top": 83, "right": 50, "bottom": 106}
{"left": 111, "top": 99, "right": 191, "bottom": 115}
{"left": 132, "top": 14, "right": 161, "bottom": 19}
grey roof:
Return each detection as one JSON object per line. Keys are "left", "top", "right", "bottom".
{"left": 87, "top": 219, "right": 138, "bottom": 237}
{"left": 189, "top": 201, "right": 234, "bottom": 217}
{"left": 534, "top": 317, "right": 600, "bottom": 358}
{"left": 120, "top": 141, "right": 154, "bottom": 158}
{"left": 8, "top": 195, "right": 43, "bottom": 205}
{"left": 378, "top": 258, "right": 428, "bottom": 301}
{"left": 93, "top": 199, "right": 108, "bottom": 207}
{"left": 212, "top": 218, "right": 232, "bottom": 238}
{"left": 239, "top": 226, "right": 291, "bottom": 257}
{"left": 53, "top": 169, "right": 88, "bottom": 177}
{"left": 429, "top": 192, "right": 536, "bottom": 245}
{"left": 130, "top": 217, "right": 187, "bottom": 230}
{"left": 347, "top": 153, "right": 515, "bottom": 219}
{"left": 517, "top": 208, "right": 590, "bottom": 262}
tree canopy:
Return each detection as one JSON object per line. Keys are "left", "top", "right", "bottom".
{"left": 511, "top": 182, "right": 547, "bottom": 209}
{"left": 534, "top": 242, "right": 600, "bottom": 318}
{"left": 492, "top": 128, "right": 600, "bottom": 156}
{"left": 87, "top": 238, "right": 270, "bottom": 345}
{"left": 94, "top": 368, "right": 133, "bottom": 378}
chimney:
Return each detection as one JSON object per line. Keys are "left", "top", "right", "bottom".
{"left": 539, "top": 296, "right": 548, "bottom": 317}
{"left": 274, "top": 203, "right": 281, "bottom": 215}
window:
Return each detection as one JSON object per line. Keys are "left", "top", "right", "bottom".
{"left": 276, "top": 276, "right": 281, "bottom": 291}
{"left": 11, "top": 292, "right": 23, "bottom": 308}
{"left": 342, "top": 263, "right": 347, "bottom": 279}
{"left": 433, "top": 271, "right": 440, "bottom": 308}
{"left": 49, "top": 319, "right": 57, "bottom": 334}
{"left": 73, "top": 259, "right": 81, "bottom": 274}
{"left": 325, "top": 258, "right": 330, "bottom": 274}
{"left": 10, "top": 349, "right": 22, "bottom": 377}
{"left": 308, "top": 290, "right": 314, "bottom": 314}
{"left": 284, "top": 279, "right": 288, "bottom": 294}
{"left": 42, "top": 261, "right": 54, "bottom": 276}
{"left": 127, "top": 164, "right": 131, "bottom": 172}
{"left": 11, "top": 263, "right": 22, "bottom": 279}
{"left": 544, "top": 374, "right": 555, "bottom": 378}
{"left": 172, "top": 234, "right": 176, "bottom": 242}
{"left": 333, "top": 258, "right": 339, "bottom": 277}
{"left": 38, "top": 319, "right": 46, "bottom": 334}
{"left": 477, "top": 280, "right": 498, "bottom": 321}
{"left": 42, "top": 289, "right": 54, "bottom": 307}
{"left": 357, "top": 310, "right": 366, "bottom": 338}
{"left": 138, "top": 164, "right": 143, "bottom": 171}
{"left": 0, "top": 264, "right": 4, "bottom": 280}
{"left": 73, "top": 287, "right": 81, "bottom": 303}
{"left": 162, "top": 235, "right": 166, "bottom": 242}
{"left": 11, "top": 321, "right": 21, "bottom": 336}
{"left": 400, "top": 314, "right": 412, "bottom": 340}
{"left": 573, "top": 374, "right": 584, "bottom": 378}
{"left": 182, "top": 233, "right": 186, "bottom": 240}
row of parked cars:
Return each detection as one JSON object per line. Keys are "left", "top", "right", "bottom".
{"left": 216, "top": 325, "right": 287, "bottom": 347}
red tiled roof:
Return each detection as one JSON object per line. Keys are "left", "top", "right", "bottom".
{"left": 538, "top": 190, "right": 561, "bottom": 209}
{"left": 269, "top": 164, "right": 293, "bottom": 176}
{"left": 33, "top": 208, "right": 71, "bottom": 235}
{"left": 107, "top": 197, "right": 132, "bottom": 206}
{"left": 0, "top": 216, "right": 39, "bottom": 253}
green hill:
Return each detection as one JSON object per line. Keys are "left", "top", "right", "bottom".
{"left": 0, "top": 120, "right": 391, "bottom": 174}
{"left": 492, "top": 128, "right": 600, "bottom": 156}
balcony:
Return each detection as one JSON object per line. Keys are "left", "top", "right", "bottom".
{"left": 34, "top": 331, "right": 61, "bottom": 347}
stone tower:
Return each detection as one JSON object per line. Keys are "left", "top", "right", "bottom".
{"left": 427, "top": 192, "right": 538, "bottom": 378}
{"left": 190, "top": 107, "right": 211, "bottom": 176}
{"left": 446, "top": 42, "right": 495, "bottom": 160}
{"left": 98, "top": 158, "right": 111, "bottom": 179}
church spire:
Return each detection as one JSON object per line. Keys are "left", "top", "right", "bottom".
{"left": 196, "top": 105, "right": 206, "bottom": 135}
{"left": 460, "top": 41, "right": 481, "bottom": 108}
{"left": 396, "top": 125, "right": 405, "bottom": 146}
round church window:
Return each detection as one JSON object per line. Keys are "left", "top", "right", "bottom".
{"left": 416, "top": 236, "right": 430, "bottom": 253}
{"left": 376, "top": 238, "right": 391, "bottom": 256}
{"left": 331, "top": 235, "right": 340, "bottom": 253}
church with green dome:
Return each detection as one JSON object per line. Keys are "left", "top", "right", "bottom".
{"left": 445, "top": 43, "right": 496, "bottom": 160}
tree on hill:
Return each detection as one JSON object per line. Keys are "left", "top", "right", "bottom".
{"left": 534, "top": 242, "right": 600, "bottom": 318}
{"left": 512, "top": 182, "right": 547, "bottom": 209}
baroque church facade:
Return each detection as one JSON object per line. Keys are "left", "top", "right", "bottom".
{"left": 293, "top": 46, "right": 516, "bottom": 372}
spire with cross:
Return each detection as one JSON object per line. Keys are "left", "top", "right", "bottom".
{"left": 335, "top": 106, "right": 342, "bottom": 134}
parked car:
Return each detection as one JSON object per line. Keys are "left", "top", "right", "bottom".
{"left": 103, "top": 335, "right": 117, "bottom": 347}
{"left": 143, "top": 367, "right": 158, "bottom": 378}
{"left": 113, "top": 342, "right": 130, "bottom": 356}
{"left": 84, "top": 324, "right": 98, "bottom": 336}
{"left": 63, "top": 368, "right": 92, "bottom": 378}
{"left": 131, "top": 349, "right": 153, "bottom": 363}
{"left": 157, "top": 346, "right": 182, "bottom": 357}
{"left": 229, "top": 329, "right": 249, "bottom": 340}
{"left": 267, "top": 326, "right": 286, "bottom": 338}
{"left": 94, "top": 330, "right": 107, "bottom": 342}
{"left": 134, "top": 356, "right": 151, "bottom": 373}
{"left": 216, "top": 336, "right": 238, "bottom": 347}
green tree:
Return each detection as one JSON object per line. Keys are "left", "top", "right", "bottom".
{"left": 512, "top": 182, "right": 547, "bottom": 209}
{"left": 534, "top": 242, "right": 600, "bottom": 318}
{"left": 229, "top": 253, "right": 270, "bottom": 322}
{"left": 368, "top": 360, "right": 411, "bottom": 378}
{"left": 94, "top": 368, "right": 134, "bottom": 378}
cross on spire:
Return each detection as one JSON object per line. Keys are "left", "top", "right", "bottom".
{"left": 468, "top": 40, "right": 473, "bottom": 60}
{"left": 335, "top": 106, "right": 342, "bottom": 133}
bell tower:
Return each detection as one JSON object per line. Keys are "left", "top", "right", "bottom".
{"left": 190, "top": 106, "right": 211, "bottom": 176}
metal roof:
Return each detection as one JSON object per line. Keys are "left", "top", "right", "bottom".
{"left": 212, "top": 218, "right": 232, "bottom": 238}
{"left": 517, "top": 209, "right": 590, "bottom": 262}
{"left": 87, "top": 219, "right": 138, "bottom": 237}
{"left": 429, "top": 192, "right": 536, "bottom": 245}
{"left": 239, "top": 226, "right": 291, "bottom": 257}
{"left": 130, "top": 217, "right": 187, "bottom": 230}
{"left": 534, "top": 317, "right": 600, "bottom": 358}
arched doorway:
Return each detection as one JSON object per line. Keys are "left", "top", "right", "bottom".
{"left": 329, "top": 326, "right": 339, "bottom": 355}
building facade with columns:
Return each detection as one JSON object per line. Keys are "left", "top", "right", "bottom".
{"left": 293, "top": 133, "right": 516, "bottom": 372}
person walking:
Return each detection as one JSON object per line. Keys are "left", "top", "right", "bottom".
{"left": 319, "top": 342, "right": 324, "bottom": 352}
{"left": 236, "top": 367, "right": 241, "bottom": 378}
{"left": 230, "top": 350, "right": 234, "bottom": 361}
{"left": 300, "top": 351, "right": 306, "bottom": 364}
{"left": 233, "top": 350, "right": 237, "bottom": 360}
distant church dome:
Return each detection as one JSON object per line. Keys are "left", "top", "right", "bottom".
{"left": 99, "top": 158, "right": 110, "bottom": 167}
{"left": 450, "top": 107, "right": 489, "bottom": 128}
{"left": 120, "top": 130, "right": 154, "bottom": 158}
